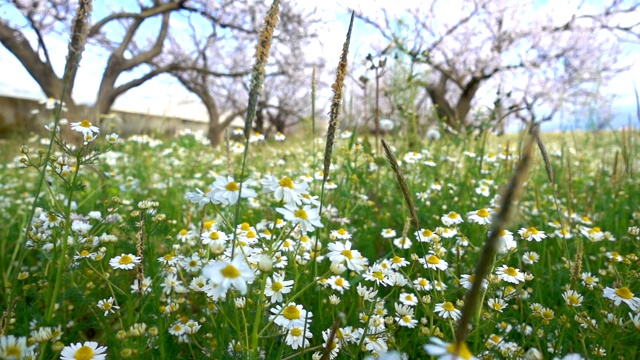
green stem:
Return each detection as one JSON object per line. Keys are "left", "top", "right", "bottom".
{"left": 45, "top": 149, "right": 83, "bottom": 322}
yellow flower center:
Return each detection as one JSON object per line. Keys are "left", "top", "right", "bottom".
{"left": 179, "top": 229, "right": 188, "bottom": 236}
{"left": 427, "top": 255, "right": 440, "bottom": 264}
{"left": 419, "top": 279, "right": 429, "bottom": 287}
{"left": 283, "top": 305, "right": 301, "bottom": 320}
{"left": 290, "top": 327, "right": 302, "bottom": 336}
{"left": 246, "top": 231, "right": 256, "bottom": 238}
{"left": 341, "top": 249, "right": 353, "bottom": 259}
{"left": 392, "top": 255, "right": 403, "bottom": 264}
{"left": 492, "top": 303, "right": 502, "bottom": 311}
{"left": 6, "top": 345, "right": 21, "bottom": 357}
{"left": 615, "top": 287, "right": 634, "bottom": 299}
{"left": 241, "top": 222, "right": 251, "bottom": 231}
{"left": 402, "top": 315, "right": 411, "bottom": 323}
{"left": 74, "top": 345, "right": 95, "bottom": 360}
{"left": 477, "top": 208, "right": 489, "bottom": 217}
{"left": 422, "top": 229, "right": 433, "bottom": 237}
{"left": 335, "top": 278, "right": 344, "bottom": 287}
{"left": 504, "top": 267, "right": 518, "bottom": 276}
{"left": 278, "top": 177, "right": 294, "bottom": 189}
{"left": 448, "top": 212, "right": 459, "bottom": 219}
{"left": 204, "top": 220, "right": 215, "bottom": 229}
{"left": 102, "top": 302, "right": 112, "bottom": 311}
{"left": 443, "top": 302, "right": 455, "bottom": 311}
{"left": 164, "top": 254, "right": 173, "bottom": 261}
{"left": 80, "top": 250, "right": 90, "bottom": 257}
{"left": 337, "top": 228, "right": 346, "bottom": 235}
{"left": 225, "top": 181, "right": 239, "bottom": 191}
{"left": 79, "top": 119, "right": 92, "bottom": 128}
{"left": 541, "top": 310, "right": 554, "bottom": 320}
{"left": 221, "top": 264, "right": 240, "bottom": 278}
{"left": 446, "top": 342, "right": 472, "bottom": 359}
{"left": 119, "top": 255, "right": 133, "bottom": 265}
{"left": 527, "top": 227, "right": 539, "bottom": 234}
{"left": 568, "top": 295, "right": 580, "bottom": 305}
{"left": 294, "top": 209, "right": 308, "bottom": 219}
{"left": 490, "top": 334, "right": 501, "bottom": 343}
{"left": 210, "top": 232, "right": 220, "bottom": 240}
{"left": 271, "top": 281, "right": 283, "bottom": 292}
{"left": 372, "top": 271, "right": 385, "bottom": 280}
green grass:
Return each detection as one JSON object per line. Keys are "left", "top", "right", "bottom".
{"left": 0, "top": 125, "right": 638, "bottom": 359}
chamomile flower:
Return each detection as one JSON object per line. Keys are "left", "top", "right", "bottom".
{"left": 276, "top": 204, "right": 324, "bottom": 233}
{"left": 518, "top": 227, "right": 547, "bottom": 242}
{"left": 562, "top": 290, "right": 584, "bottom": 307}
{"left": 389, "top": 255, "right": 409, "bottom": 269}
{"left": 393, "top": 236, "right": 412, "bottom": 249}
{"left": 330, "top": 228, "right": 352, "bottom": 240}
{"left": 460, "top": 274, "right": 487, "bottom": 290}
{"left": 423, "top": 337, "right": 477, "bottom": 360}
{"left": 419, "top": 254, "right": 449, "bottom": 271}
{"left": 285, "top": 326, "right": 312, "bottom": 349}
{"left": 395, "top": 303, "right": 418, "bottom": 328}
{"left": 327, "top": 275, "right": 350, "bottom": 294}
{"left": 441, "top": 211, "right": 464, "bottom": 226}
{"left": 260, "top": 175, "right": 309, "bottom": 206}
{"left": 0, "top": 335, "right": 33, "bottom": 359}
{"left": 201, "top": 229, "right": 228, "bottom": 245}
{"left": 494, "top": 229, "right": 516, "bottom": 254}
{"left": 522, "top": 251, "right": 540, "bottom": 265}
{"left": 327, "top": 240, "right": 367, "bottom": 273}
{"left": 603, "top": 286, "right": 640, "bottom": 311}
{"left": 415, "top": 228, "right": 439, "bottom": 243}
{"left": 264, "top": 273, "right": 293, "bottom": 303}
{"left": 581, "top": 272, "right": 599, "bottom": 289}
{"left": 106, "top": 133, "right": 120, "bottom": 144}
{"left": 70, "top": 119, "right": 100, "bottom": 137}
{"left": 467, "top": 208, "right": 492, "bottom": 225}
{"left": 363, "top": 265, "right": 394, "bottom": 286}
{"left": 495, "top": 265, "right": 524, "bottom": 284}
{"left": 381, "top": 228, "right": 397, "bottom": 238}
{"left": 97, "top": 297, "right": 119, "bottom": 316}
{"left": 270, "top": 302, "right": 312, "bottom": 329}
{"left": 109, "top": 253, "right": 141, "bottom": 270}
{"left": 435, "top": 301, "right": 462, "bottom": 320}
{"left": 210, "top": 175, "right": 257, "bottom": 205}
{"left": 202, "top": 255, "right": 256, "bottom": 295}
{"left": 399, "top": 292, "right": 418, "bottom": 306}
{"left": 413, "top": 277, "right": 432, "bottom": 291}
{"left": 60, "top": 341, "right": 107, "bottom": 360}
{"left": 487, "top": 298, "right": 507, "bottom": 312}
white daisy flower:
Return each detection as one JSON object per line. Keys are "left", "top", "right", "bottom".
{"left": 109, "top": 253, "right": 141, "bottom": 270}
{"left": 60, "top": 341, "right": 107, "bottom": 360}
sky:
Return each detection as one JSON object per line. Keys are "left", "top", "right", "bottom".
{"left": 0, "top": 0, "right": 638, "bottom": 131}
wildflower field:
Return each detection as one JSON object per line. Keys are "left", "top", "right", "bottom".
{"left": 1, "top": 1, "right": 639, "bottom": 359}
{"left": 0, "top": 116, "right": 639, "bottom": 360}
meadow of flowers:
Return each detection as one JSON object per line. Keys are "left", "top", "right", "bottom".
{"left": 0, "top": 110, "right": 639, "bottom": 360}
{"left": 1, "top": 1, "right": 639, "bottom": 359}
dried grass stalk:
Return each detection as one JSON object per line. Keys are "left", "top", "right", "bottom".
{"left": 453, "top": 126, "right": 538, "bottom": 353}
{"left": 323, "top": 12, "right": 354, "bottom": 183}
{"left": 381, "top": 139, "right": 419, "bottom": 230}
